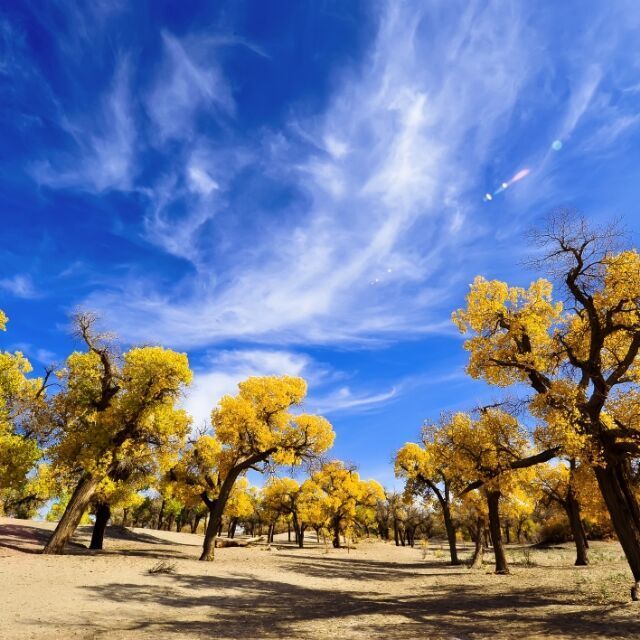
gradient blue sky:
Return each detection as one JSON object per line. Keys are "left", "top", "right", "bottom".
{"left": 2, "top": 1, "right": 640, "bottom": 487}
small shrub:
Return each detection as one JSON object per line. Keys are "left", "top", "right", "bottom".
{"left": 521, "top": 548, "right": 536, "bottom": 567}
{"left": 148, "top": 561, "right": 176, "bottom": 575}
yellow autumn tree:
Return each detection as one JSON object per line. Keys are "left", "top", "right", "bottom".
{"left": 437, "top": 409, "right": 533, "bottom": 574}
{"left": 223, "top": 477, "right": 255, "bottom": 538}
{"left": 455, "top": 490, "right": 489, "bottom": 569}
{"left": 0, "top": 310, "right": 50, "bottom": 504}
{"left": 43, "top": 314, "right": 192, "bottom": 554}
{"left": 533, "top": 461, "right": 591, "bottom": 565}
{"left": 262, "top": 477, "right": 306, "bottom": 546}
{"left": 452, "top": 215, "right": 640, "bottom": 598}
{"left": 395, "top": 419, "right": 467, "bottom": 564}
{"left": 306, "top": 460, "right": 384, "bottom": 548}
{"left": 1, "top": 463, "right": 58, "bottom": 519}
{"left": 171, "top": 376, "right": 334, "bottom": 561}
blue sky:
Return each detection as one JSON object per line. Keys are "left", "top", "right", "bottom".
{"left": 2, "top": 0, "right": 640, "bottom": 488}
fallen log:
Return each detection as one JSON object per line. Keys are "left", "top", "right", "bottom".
{"left": 214, "top": 535, "right": 265, "bottom": 548}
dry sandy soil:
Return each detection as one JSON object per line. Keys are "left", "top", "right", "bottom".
{"left": 0, "top": 517, "right": 638, "bottom": 639}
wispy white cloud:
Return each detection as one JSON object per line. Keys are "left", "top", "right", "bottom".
{"left": 307, "top": 386, "right": 398, "bottom": 416}
{"left": 24, "top": 0, "right": 639, "bottom": 350}
{"left": 86, "top": 1, "right": 541, "bottom": 347}
{"left": 31, "top": 59, "right": 136, "bottom": 192}
{"left": 183, "top": 348, "right": 397, "bottom": 430}
{"left": 0, "top": 274, "right": 39, "bottom": 299}
{"left": 145, "top": 31, "right": 234, "bottom": 142}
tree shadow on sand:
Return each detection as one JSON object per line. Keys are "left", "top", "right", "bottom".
{"left": 0, "top": 521, "right": 202, "bottom": 557}
{"left": 0, "top": 523, "right": 86, "bottom": 554}
{"left": 77, "top": 567, "right": 638, "bottom": 639}
{"left": 276, "top": 553, "right": 470, "bottom": 581}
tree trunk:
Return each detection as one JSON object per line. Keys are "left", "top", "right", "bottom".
{"left": 470, "top": 518, "right": 485, "bottom": 569}
{"left": 43, "top": 472, "right": 102, "bottom": 554}
{"left": 201, "top": 499, "right": 223, "bottom": 561}
{"left": 292, "top": 514, "right": 304, "bottom": 548}
{"left": 191, "top": 514, "right": 202, "bottom": 534}
{"left": 393, "top": 518, "right": 400, "bottom": 546}
{"left": 594, "top": 458, "right": 640, "bottom": 600}
{"left": 487, "top": 490, "right": 509, "bottom": 574}
{"left": 89, "top": 502, "right": 111, "bottom": 550}
{"left": 200, "top": 466, "right": 247, "bottom": 561}
{"left": 564, "top": 490, "right": 589, "bottom": 566}
{"left": 121, "top": 508, "right": 129, "bottom": 528}
{"left": 580, "top": 517, "right": 590, "bottom": 549}
{"left": 157, "top": 499, "right": 165, "bottom": 530}
{"left": 440, "top": 501, "right": 460, "bottom": 565}
{"left": 332, "top": 517, "right": 341, "bottom": 548}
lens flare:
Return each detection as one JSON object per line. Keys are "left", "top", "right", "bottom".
{"left": 510, "top": 168, "right": 530, "bottom": 183}
{"left": 483, "top": 167, "right": 530, "bottom": 201}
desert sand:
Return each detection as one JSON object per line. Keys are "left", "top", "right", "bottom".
{"left": 0, "top": 517, "right": 638, "bottom": 639}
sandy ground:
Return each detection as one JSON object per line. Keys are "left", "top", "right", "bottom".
{"left": 0, "top": 517, "right": 638, "bottom": 639}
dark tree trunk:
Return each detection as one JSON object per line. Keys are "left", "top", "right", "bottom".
{"left": 440, "top": 501, "right": 460, "bottom": 565}
{"left": 594, "top": 458, "right": 640, "bottom": 599}
{"left": 89, "top": 502, "right": 111, "bottom": 550}
{"left": 201, "top": 503, "right": 220, "bottom": 560}
{"left": 580, "top": 518, "right": 590, "bottom": 549}
{"left": 564, "top": 490, "right": 589, "bottom": 566}
{"left": 292, "top": 514, "right": 304, "bottom": 548}
{"left": 504, "top": 522, "right": 511, "bottom": 544}
{"left": 332, "top": 517, "right": 341, "bottom": 548}
{"left": 470, "top": 518, "right": 485, "bottom": 569}
{"left": 200, "top": 466, "right": 248, "bottom": 561}
{"left": 487, "top": 490, "right": 509, "bottom": 574}
{"left": 157, "top": 499, "right": 166, "bottom": 530}
{"left": 393, "top": 518, "right": 400, "bottom": 546}
{"left": 43, "top": 472, "right": 102, "bottom": 554}
{"left": 191, "top": 514, "right": 202, "bottom": 534}
{"left": 121, "top": 508, "right": 129, "bottom": 528}
{"left": 516, "top": 520, "right": 524, "bottom": 543}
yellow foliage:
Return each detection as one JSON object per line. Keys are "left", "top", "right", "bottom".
{"left": 50, "top": 346, "right": 192, "bottom": 479}
{"left": 304, "top": 461, "right": 384, "bottom": 536}
{"left": 452, "top": 277, "right": 562, "bottom": 387}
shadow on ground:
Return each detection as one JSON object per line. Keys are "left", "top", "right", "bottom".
{"left": 77, "top": 563, "right": 636, "bottom": 639}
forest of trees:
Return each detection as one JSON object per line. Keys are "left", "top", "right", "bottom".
{"left": 1, "top": 216, "right": 639, "bottom": 600}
